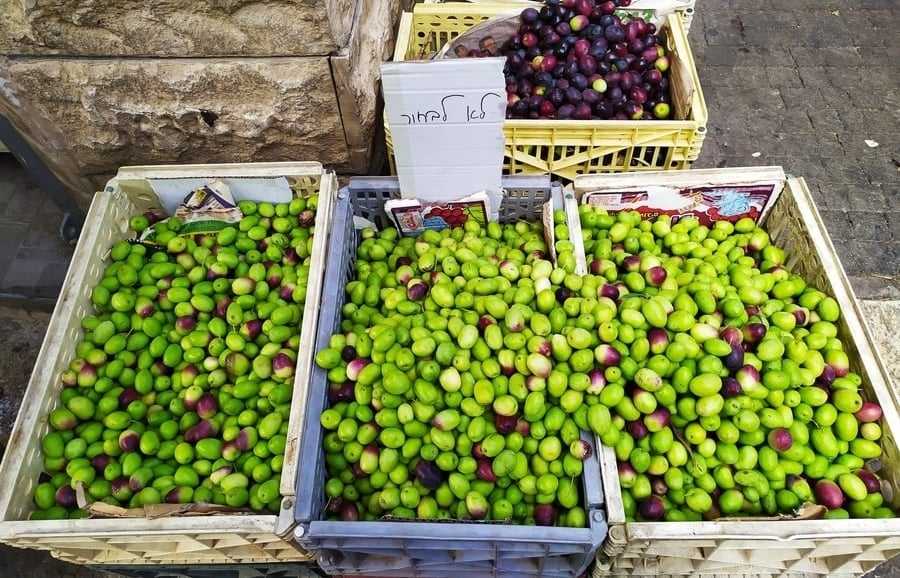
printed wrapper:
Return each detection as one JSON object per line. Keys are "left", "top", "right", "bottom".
{"left": 385, "top": 192, "right": 492, "bottom": 237}
{"left": 139, "top": 180, "right": 244, "bottom": 244}
{"left": 581, "top": 182, "right": 782, "bottom": 225}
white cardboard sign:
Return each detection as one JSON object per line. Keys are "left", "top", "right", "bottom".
{"left": 382, "top": 58, "right": 507, "bottom": 209}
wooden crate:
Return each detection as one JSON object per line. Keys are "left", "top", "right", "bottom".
{"left": 387, "top": 4, "right": 707, "bottom": 181}
{"left": 569, "top": 168, "right": 900, "bottom": 578}
{"left": 0, "top": 162, "right": 337, "bottom": 565}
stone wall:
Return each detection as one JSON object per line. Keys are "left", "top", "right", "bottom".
{"left": 0, "top": 0, "right": 408, "bottom": 206}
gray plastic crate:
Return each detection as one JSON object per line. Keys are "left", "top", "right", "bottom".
{"left": 293, "top": 176, "right": 608, "bottom": 577}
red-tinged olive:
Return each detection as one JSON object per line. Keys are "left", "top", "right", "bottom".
{"left": 210, "top": 466, "right": 233, "bottom": 485}
{"left": 651, "top": 477, "right": 668, "bottom": 496}
{"left": 110, "top": 477, "right": 132, "bottom": 502}
{"left": 595, "top": 344, "right": 621, "bottom": 366}
{"left": 639, "top": 496, "right": 665, "bottom": 520}
{"left": 175, "top": 316, "right": 196, "bottom": 333}
{"left": 768, "top": 428, "right": 793, "bottom": 453}
{"left": 118, "top": 430, "right": 140, "bottom": 452}
{"left": 623, "top": 255, "right": 641, "bottom": 272}
{"left": 515, "top": 419, "right": 531, "bottom": 436}
{"left": 472, "top": 443, "right": 487, "bottom": 460}
{"left": 743, "top": 323, "right": 766, "bottom": 344}
{"left": 645, "top": 408, "right": 670, "bottom": 431}
{"left": 406, "top": 279, "right": 428, "bottom": 302}
{"left": 242, "top": 319, "right": 262, "bottom": 340}
{"left": 793, "top": 307, "right": 810, "bottom": 326}
{"left": 478, "top": 315, "right": 496, "bottom": 332}
{"left": 720, "top": 326, "right": 743, "bottom": 347}
{"left": 282, "top": 247, "right": 300, "bottom": 266}
{"left": 61, "top": 369, "right": 78, "bottom": 387}
{"left": 279, "top": 284, "right": 295, "bottom": 301}
{"left": 570, "top": 439, "right": 593, "bottom": 461}
{"left": 234, "top": 427, "right": 259, "bottom": 451}
{"left": 600, "top": 283, "right": 621, "bottom": 300}
{"left": 196, "top": 393, "right": 218, "bottom": 420}
{"left": 144, "top": 209, "right": 165, "bottom": 224}
{"left": 166, "top": 487, "right": 193, "bottom": 504}
{"left": 272, "top": 352, "right": 294, "bottom": 380}
{"left": 534, "top": 503, "right": 556, "bottom": 526}
{"left": 298, "top": 210, "right": 315, "bottom": 228}
{"left": 395, "top": 256, "right": 412, "bottom": 267}
{"left": 221, "top": 441, "right": 240, "bottom": 462}
{"left": 118, "top": 387, "right": 140, "bottom": 408}
{"left": 587, "top": 369, "right": 606, "bottom": 394}
{"left": 856, "top": 402, "right": 883, "bottom": 423}
{"left": 184, "top": 420, "right": 217, "bottom": 443}
{"left": 855, "top": 469, "right": 881, "bottom": 494}
{"left": 345, "top": 358, "right": 368, "bottom": 382}
{"left": 815, "top": 479, "right": 845, "bottom": 509}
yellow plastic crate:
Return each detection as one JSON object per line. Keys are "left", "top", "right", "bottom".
{"left": 387, "top": 3, "right": 707, "bottom": 181}
{"left": 422, "top": 0, "right": 696, "bottom": 33}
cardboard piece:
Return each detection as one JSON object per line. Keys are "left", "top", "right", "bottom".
{"left": 381, "top": 59, "right": 506, "bottom": 213}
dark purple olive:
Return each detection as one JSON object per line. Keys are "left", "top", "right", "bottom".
{"left": 722, "top": 377, "right": 743, "bottom": 398}
{"left": 495, "top": 413, "right": 518, "bottom": 434}
{"left": 91, "top": 454, "right": 111, "bottom": 472}
{"left": 340, "top": 502, "right": 360, "bottom": 521}
{"left": 476, "top": 459, "right": 498, "bottom": 482}
{"left": 856, "top": 469, "right": 881, "bottom": 494}
{"left": 414, "top": 460, "right": 443, "bottom": 489}
{"left": 724, "top": 344, "right": 745, "bottom": 372}
{"left": 184, "top": 420, "right": 217, "bottom": 443}
{"left": 555, "top": 287, "right": 572, "bottom": 303}
{"left": 55, "top": 485, "right": 76, "bottom": 508}
{"left": 628, "top": 420, "right": 649, "bottom": 440}
{"left": 639, "top": 496, "right": 665, "bottom": 520}
{"left": 521, "top": 7, "right": 540, "bottom": 23}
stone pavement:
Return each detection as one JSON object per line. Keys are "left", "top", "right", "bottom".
{"left": 689, "top": 0, "right": 900, "bottom": 300}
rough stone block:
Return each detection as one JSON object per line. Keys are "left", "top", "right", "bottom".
{"left": 0, "top": 57, "right": 350, "bottom": 206}
{"left": 0, "top": 0, "right": 357, "bottom": 57}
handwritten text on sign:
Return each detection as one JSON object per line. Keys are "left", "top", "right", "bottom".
{"left": 399, "top": 92, "right": 504, "bottom": 125}
{"left": 382, "top": 58, "right": 507, "bottom": 207}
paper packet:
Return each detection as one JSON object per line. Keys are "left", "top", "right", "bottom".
{"left": 384, "top": 192, "right": 492, "bottom": 237}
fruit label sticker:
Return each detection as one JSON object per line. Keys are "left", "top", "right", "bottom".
{"left": 382, "top": 59, "right": 506, "bottom": 214}
{"left": 582, "top": 183, "right": 780, "bottom": 225}
{"left": 384, "top": 192, "right": 491, "bottom": 236}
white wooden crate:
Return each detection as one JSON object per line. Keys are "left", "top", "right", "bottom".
{"left": 0, "top": 162, "right": 337, "bottom": 565}
{"left": 569, "top": 168, "right": 900, "bottom": 578}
